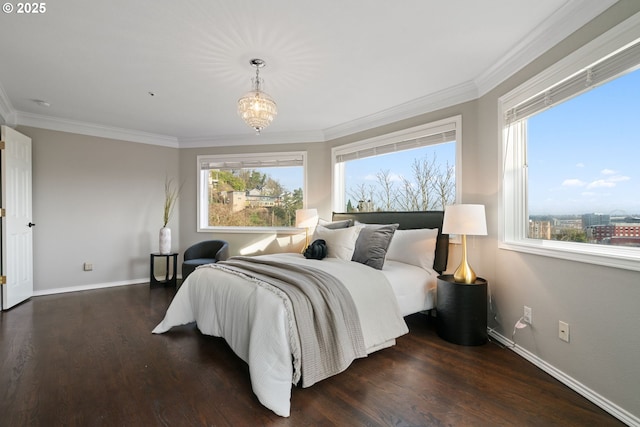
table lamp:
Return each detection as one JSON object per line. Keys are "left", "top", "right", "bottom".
{"left": 442, "top": 204, "right": 487, "bottom": 283}
{"left": 295, "top": 208, "right": 318, "bottom": 250}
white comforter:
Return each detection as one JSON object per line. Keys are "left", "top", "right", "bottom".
{"left": 152, "top": 253, "right": 408, "bottom": 417}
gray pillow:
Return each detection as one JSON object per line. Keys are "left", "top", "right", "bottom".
{"left": 318, "top": 218, "right": 353, "bottom": 229}
{"left": 351, "top": 223, "right": 399, "bottom": 270}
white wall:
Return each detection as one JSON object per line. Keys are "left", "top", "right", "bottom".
{"left": 23, "top": 126, "right": 179, "bottom": 293}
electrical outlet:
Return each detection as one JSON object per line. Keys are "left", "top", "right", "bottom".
{"left": 559, "top": 321, "right": 570, "bottom": 342}
{"left": 83, "top": 262, "right": 93, "bottom": 271}
{"left": 524, "top": 306, "right": 532, "bottom": 324}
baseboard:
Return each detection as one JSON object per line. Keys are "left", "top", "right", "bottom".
{"left": 489, "top": 330, "right": 639, "bottom": 426}
{"left": 33, "top": 279, "right": 149, "bottom": 296}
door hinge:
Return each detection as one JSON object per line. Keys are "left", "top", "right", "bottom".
{"left": 0, "top": 208, "right": 5, "bottom": 217}
{"left": 0, "top": 276, "right": 6, "bottom": 285}
{"left": 0, "top": 140, "right": 5, "bottom": 149}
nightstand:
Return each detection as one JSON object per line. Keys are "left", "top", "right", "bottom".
{"left": 436, "top": 274, "right": 487, "bottom": 345}
{"left": 150, "top": 253, "right": 178, "bottom": 288}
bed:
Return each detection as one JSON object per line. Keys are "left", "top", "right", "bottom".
{"left": 153, "top": 211, "right": 448, "bottom": 417}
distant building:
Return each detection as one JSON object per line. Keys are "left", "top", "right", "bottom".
{"left": 554, "top": 218, "right": 583, "bottom": 230}
{"left": 612, "top": 216, "right": 640, "bottom": 224}
{"left": 588, "top": 223, "right": 640, "bottom": 246}
{"left": 582, "top": 213, "right": 610, "bottom": 227}
{"left": 224, "top": 191, "right": 246, "bottom": 212}
{"left": 246, "top": 190, "right": 278, "bottom": 208}
{"left": 221, "top": 189, "right": 279, "bottom": 212}
{"left": 529, "top": 220, "right": 551, "bottom": 239}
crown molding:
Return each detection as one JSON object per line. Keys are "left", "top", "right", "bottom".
{"left": 178, "top": 129, "right": 326, "bottom": 148}
{"left": 14, "top": 111, "right": 179, "bottom": 147}
{"left": 474, "top": 0, "right": 618, "bottom": 97}
{"left": 0, "top": 82, "right": 16, "bottom": 126}
{"left": 323, "top": 80, "right": 478, "bottom": 141}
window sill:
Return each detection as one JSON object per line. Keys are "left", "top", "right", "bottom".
{"left": 498, "top": 239, "right": 640, "bottom": 272}
{"left": 197, "top": 226, "right": 304, "bottom": 235}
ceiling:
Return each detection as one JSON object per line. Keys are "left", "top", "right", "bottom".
{"left": 0, "top": 0, "right": 615, "bottom": 147}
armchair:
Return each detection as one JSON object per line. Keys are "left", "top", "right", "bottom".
{"left": 182, "top": 240, "right": 230, "bottom": 281}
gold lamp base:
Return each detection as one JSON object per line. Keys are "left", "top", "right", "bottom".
{"left": 453, "top": 234, "right": 477, "bottom": 284}
{"left": 300, "top": 228, "right": 310, "bottom": 253}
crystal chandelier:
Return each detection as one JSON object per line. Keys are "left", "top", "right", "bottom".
{"left": 237, "top": 58, "right": 277, "bottom": 134}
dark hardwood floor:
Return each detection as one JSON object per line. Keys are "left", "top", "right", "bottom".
{"left": 0, "top": 283, "right": 624, "bottom": 426}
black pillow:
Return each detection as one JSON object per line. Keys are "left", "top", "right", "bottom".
{"left": 351, "top": 223, "right": 399, "bottom": 269}
{"left": 303, "top": 239, "right": 328, "bottom": 260}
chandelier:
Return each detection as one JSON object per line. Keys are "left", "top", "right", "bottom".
{"left": 237, "top": 58, "right": 277, "bottom": 134}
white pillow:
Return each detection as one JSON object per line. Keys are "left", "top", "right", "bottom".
{"left": 386, "top": 228, "right": 439, "bottom": 271}
{"left": 313, "top": 224, "right": 364, "bottom": 260}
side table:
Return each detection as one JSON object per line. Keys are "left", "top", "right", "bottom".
{"left": 436, "top": 274, "right": 487, "bottom": 345}
{"left": 150, "top": 253, "right": 178, "bottom": 288}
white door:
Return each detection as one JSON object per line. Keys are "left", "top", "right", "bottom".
{"left": 1, "top": 126, "right": 33, "bottom": 310}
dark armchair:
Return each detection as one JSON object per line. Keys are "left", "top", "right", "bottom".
{"left": 182, "top": 240, "right": 230, "bottom": 280}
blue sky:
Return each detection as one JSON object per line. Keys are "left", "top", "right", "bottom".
{"left": 528, "top": 67, "right": 640, "bottom": 215}
{"left": 255, "top": 166, "right": 301, "bottom": 193}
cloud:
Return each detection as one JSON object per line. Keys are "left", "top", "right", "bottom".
{"left": 601, "top": 168, "right": 617, "bottom": 175}
{"left": 585, "top": 174, "right": 630, "bottom": 189}
{"left": 364, "top": 172, "right": 404, "bottom": 182}
{"left": 576, "top": 163, "right": 585, "bottom": 168}
{"left": 562, "top": 178, "right": 586, "bottom": 187}
{"left": 587, "top": 179, "right": 615, "bottom": 189}
{"left": 607, "top": 175, "right": 630, "bottom": 183}
{"left": 388, "top": 172, "right": 404, "bottom": 182}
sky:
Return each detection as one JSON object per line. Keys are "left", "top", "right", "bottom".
{"left": 254, "top": 166, "right": 302, "bottom": 194}
{"left": 343, "top": 144, "right": 455, "bottom": 205}
{"left": 527, "top": 67, "right": 640, "bottom": 216}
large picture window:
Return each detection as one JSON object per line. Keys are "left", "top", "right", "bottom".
{"left": 197, "top": 152, "right": 306, "bottom": 231}
{"left": 500, "top": 17, "right": 640, "bottom": 271}
{"left": 332, "top": 116, "right": 461, "bottom": 213}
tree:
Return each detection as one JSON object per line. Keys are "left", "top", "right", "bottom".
{"left": 433, "top": 160, "right": 456, "bottom": 209}
{"left": 263, "top": 176, "right": 285, "bottom": 196}
{"left": 275, "top": 188, "right": 303, "bottom": 226}
{"left": 348, "top": 183, "right": 376, "bottom": 212}
{"left": 346, "top": 152, "right": 455, "bottom": 212}
{"left": 207, "top": 168, "right": 304, "bottom": 227}
{"left": 346, "top": 199, "right": 354, "bottom": 212}
{"left": 239, "top": 169, "right": 267, "bottom": 190}
{"left": 215, "top": 170, "right": 245, "bottom": 190}
{"left": 375, "top": 170, "right": 396, "bottom": 211}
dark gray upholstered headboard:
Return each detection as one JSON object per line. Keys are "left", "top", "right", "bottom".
{"left": 332, "top": 211, "right": 449, "bottom": 274}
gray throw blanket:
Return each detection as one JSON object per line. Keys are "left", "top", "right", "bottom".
{"left": 216, "top": 256, "right": 367, "bottom": 387}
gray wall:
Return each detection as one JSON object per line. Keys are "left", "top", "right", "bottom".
{"left": 472, "top": 2, "right": 640, "bottom": 421}
{"left": 22, "top": 126, "right": 179, "bottom": 292}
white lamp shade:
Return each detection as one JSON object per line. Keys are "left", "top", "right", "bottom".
{"left": 295, "top": 209, "right": 318, "bottom": 228}
{"left": 442, "top": 204, "right": 487, "bottom": 236}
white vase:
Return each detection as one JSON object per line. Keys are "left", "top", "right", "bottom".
{"left": 159, "top": 227, "right": 171, "bottom": 254}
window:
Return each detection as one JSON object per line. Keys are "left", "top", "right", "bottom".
{"left": 332, "top": 116, "right": 461, "bottom": 212}
{"left": 499, "top": 16, "right": 640, "bottom": 271}
{"left": 197, "top": 152, "right": 306, "bottom": 232}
